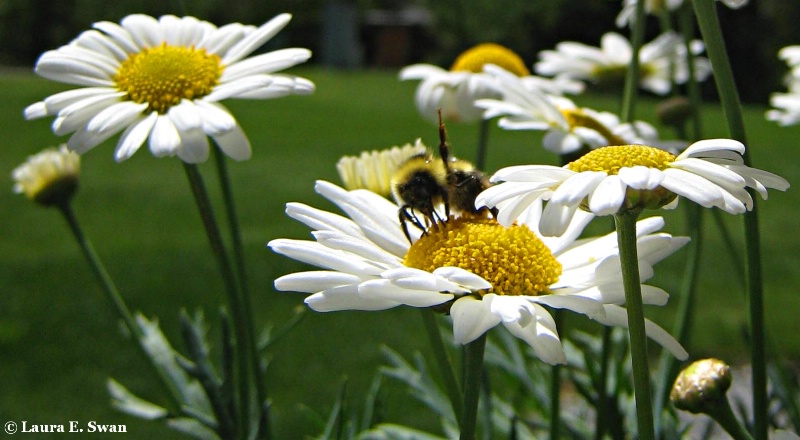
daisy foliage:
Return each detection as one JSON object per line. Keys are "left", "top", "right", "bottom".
{"left": 476, "top": 139, "right": 790, "bottom": 236}
{"left": 24, "top": 13, "right": 314, "bottom": 163}
{"left": 269, "top": 179, "right": 689, "bottom": 365}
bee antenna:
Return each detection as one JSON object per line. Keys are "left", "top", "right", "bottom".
{"left": 437, "top": 109, "right": 451, "bottom": 168}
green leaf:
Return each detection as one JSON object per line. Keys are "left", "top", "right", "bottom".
{"left": 107, "top": 378, "right": 169, "bottom": 421}
{"left": 135, "top": 313, "right": 212, "bottom": 415}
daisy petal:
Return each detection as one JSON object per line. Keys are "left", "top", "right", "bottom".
{"left": 211, "top": 124, "right": 252, "bottom": 161}
{"left": 274, "top": 271, "right": 362, "bottom": 293}
{"left": 358, "top": 279, "right": 453, "bottom": 308}
{"left": 222, "top": 13, "right": 292, "bottom": 64}
{"left": 451, "top": 296, "right": 502, "bottom": 344}
{"left": 305, "top": 285, "right": 399, "bottom": 312}
{"left": 114, "top": 112, "right": 158, "bottom": 161}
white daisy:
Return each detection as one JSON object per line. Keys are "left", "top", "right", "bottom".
{"left": 476, "top": 64, "right": 659, "bottom": 155}
{"left": 12, "top": 144, "right": 80, "bottom": 206}
{"left": 766, "top": 92, "right": 800, "bottom": 126}
{"left": 269, "top": 180, "right": 689, "bottom": 365}
{"left": 476, "top": 139, "right": 790, "bottom": 236}
{"left": 534, "top": 31, "right": 711, "bottom": 96}
{"left": 767, "top": 46, "right": 800, "bottom": 126}
{"left": 24, "top": 13, "right": 314, "bottom": 163}
{"left": 399, "top": 43, "right": 531, "bottom": 123}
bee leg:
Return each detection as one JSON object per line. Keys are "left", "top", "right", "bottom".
{"left": 399, "top": 206, "right": 427, "bottom": 242}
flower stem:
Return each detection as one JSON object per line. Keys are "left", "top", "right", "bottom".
{"left": 707, "top": 399, "right": 757, "bottom": 440}
{"left": 475, "top": 118, "right": 491, "bottom": 171}
{"left": 211, "top": 148, "right": 271, "bottom": 438}
{"left": 460, "top": 334, "right": 487, "bottom": 440}
{"left": 594, "top": 327, "right": 613, "bottom": 440}
{"left": 420, "top": 310, "right": 463, "bottom": 425}
{"left": 212, "top": 147, "right": 250, "bottom": 300}
{"left": 691, "top": 2, "right": 766, "bottom": 438}
{"left": 182, "top": 163, "right": 252, "bottom": 438}
{"left": 550, "top": 310, "right": 563, "bottom": 440}
{"left": 613, "top": 210, "right": 655, "bottom": 440}
{"left": 620, "top": 0, "right": 647, "bottom": 122}
{"left": 56, "top": 201, "right": 183, "bottom": 411}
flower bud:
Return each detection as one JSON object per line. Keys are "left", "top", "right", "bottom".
{"left": 336, "top": 140, "right": 426, "bottom": 197}
{"left": 12, "top": 145, "right": 80, "bottom": 207}
{"left": 670, "top": 358, "right": 732, "bottom": 414}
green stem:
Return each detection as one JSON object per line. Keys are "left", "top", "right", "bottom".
{"left": 707, "top": 399, "right": 757, "bottom": 440}
{"left": 691, "top": 2, "right": 766, "bottom": 438}
{"left": 594, "top": 327, "right": 613, "bottom": 440}
{"left": 183, "top": 163, "right": 251, "bottom": 438}
{"left": 460, "top": 334, "right": 487, "bottom": 440}
{"left": 420, "top": 310, "right": 463, "bottom": 425}
{"left": 613, "top": 210, "right": 655, "bottom": 440}
{"left": 211, "top": 148, "right": 271, "bottom": 439}
{"left": 475, "top": 118, "right": 491, "bottom": 171}
{"left": 620, "top": 0, "right": 647, "bottom": 122}
{"left": 56, "top": 202, "right": 184, "bottom": 412}
{"left": 212, "top": 147, "right": 250, "bottom": 301}
{"left": 678, "top": 3, "right": 704, "bottom": 138}
{"left": 550, "top": 310, "right": 563, "bottom": 440}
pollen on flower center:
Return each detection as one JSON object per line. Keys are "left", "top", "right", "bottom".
{"left": 568, "top": 144, "right": 676, "bottom": 175}
{"left": 403, "top": 216, "right": 561, "bottom": 296}
{"left": 114, "top": 43, "right": 223, "bottom": 113}
{"left": 560, "top": 109, "right": 626, "bottom": 145}
{"left": 450, "top": 43, "right": 531, "bottom": 77}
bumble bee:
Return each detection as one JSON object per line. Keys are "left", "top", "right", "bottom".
{"left": 391, "top": 111, "right": 496, "bottom": 241}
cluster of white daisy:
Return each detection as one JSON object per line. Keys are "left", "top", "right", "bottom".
{"left": 267, "top": 29, "right": 788, "bottom": 368}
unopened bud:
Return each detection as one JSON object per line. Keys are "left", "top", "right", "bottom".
{"left": 671, "top": 358, "right": 732, "bottom": 414}
{"left": 12, "top": 145, "right": 80, "bottom": 207}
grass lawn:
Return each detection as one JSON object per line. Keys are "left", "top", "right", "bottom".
{"left": 1, "top": 67, "right": 798, "bottom": 438}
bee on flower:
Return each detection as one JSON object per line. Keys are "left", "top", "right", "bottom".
{"left": 269, "top": 139, "right": 691, "bottom": 364}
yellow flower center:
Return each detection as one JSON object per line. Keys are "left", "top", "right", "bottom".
{"left": 404, "top": 216, "right": 561, "bottom": 296}
{"left": 114, "top": 43, "right": 223, "bottom": 113}
{"left": 560, "top": 109, "right": 627, "bottom": 146}
{"left": 568, "top": 144, "right": 676, "bottom": 175}
{"left": 450, "top": 43, "right": 531, "bottom": 77}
